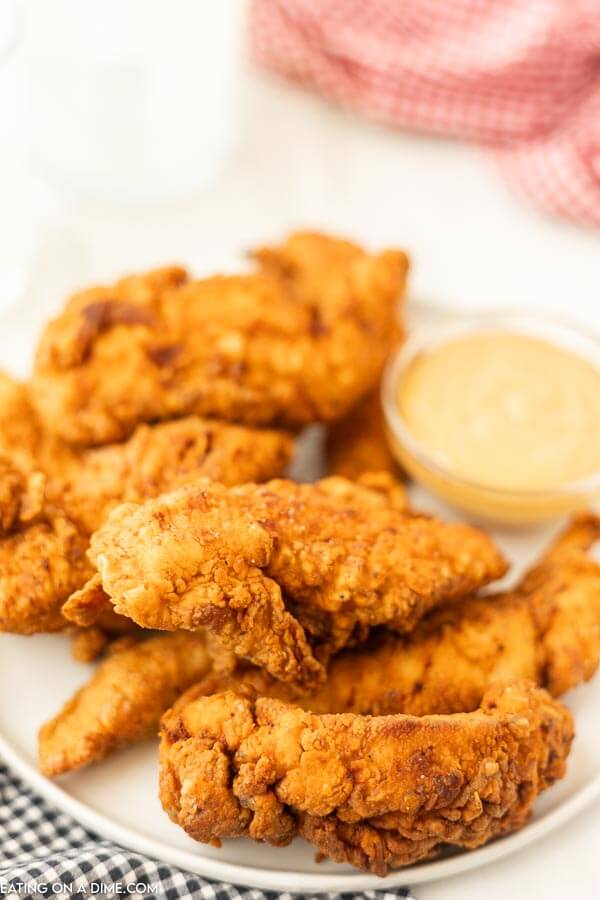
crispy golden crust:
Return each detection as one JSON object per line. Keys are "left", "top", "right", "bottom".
{"left": 69, "top": 618, "right": 144, "bottom": 663}
{"left": 0, "top": 515, "right": 92, "bottom": 634}
{"left": 327, "top": 391, "right": 400, "bottom": 480}
{"left": 49, "top": 416, "right": 293, "bottom": 536}
{"left": 0, "top": 370, "right": 78, "bottom": 478}
{"left": 70, "top": 626, "right": 112, "bottom": 663}
{"left": 39, "top": 633, "right": 213, "bottom": 777}
{"left": 196, "top": 515, "right": 600, "bottom": 715}
{"left": 0, "top": 419, "right": 292, "bottom": 637}
{"left": 518, "top": 513, "right": 600, "bottom": 696}
{"left": 66, "top": 477, "right": 504, "bottom": 682}
{"left": 64, "top": 508, "right": 324, "bottom": 687}
{"left": 0, "top": 372, "right": 43, "bottom": 472}
{"left": 0, "top": 457, "right": 45, "bottom": 535}
{"left": 32, "top": 234, "right": 409, "bottom": 446}
{"left": 159, "top": 681, "right": 572, "bottom": 874}
{"left": 350, "top": 470, "right": 408, "bottom": 512}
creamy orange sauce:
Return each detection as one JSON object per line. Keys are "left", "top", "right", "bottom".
{"left": 397, "top": 332, "right": 600, "bottom": 492}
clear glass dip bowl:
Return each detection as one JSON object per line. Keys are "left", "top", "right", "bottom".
{"left": 381, "top": 312, "right": 600, "bottom": 525}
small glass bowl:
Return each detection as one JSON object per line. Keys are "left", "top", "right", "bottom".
{"left": 381, "top": 312, "right": 600, "bottom": 525}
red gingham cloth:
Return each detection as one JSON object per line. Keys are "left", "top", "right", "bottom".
{"left": 250, "top": 0, "right": 600, "bottom": 226}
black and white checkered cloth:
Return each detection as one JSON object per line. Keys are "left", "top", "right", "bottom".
{"left": 0, "top": 765, "right": 414, "bottom": 900}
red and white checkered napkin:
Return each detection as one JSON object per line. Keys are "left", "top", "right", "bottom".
{"left": 250, "top": 0, "right": 600, "bottom": 227}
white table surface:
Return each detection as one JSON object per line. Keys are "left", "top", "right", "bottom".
{"left": 2, "top": 64, "right": 600, "bottom": 898}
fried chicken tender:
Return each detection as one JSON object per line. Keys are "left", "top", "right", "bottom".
{"left": 349, "top": 470, "right": 408, "bottom": 512}
{"left": 39, "top": 633, "right": 213, "bottom": 777}
{"left": 69, "top": 626, "right": 115, "bottom": 663}
{"left": 159, "top": 681, "right": 572, "bottom": 875}
{"left": 0, "top": 369, "right": 78, "bottom": 477}
{"left": 0, "top": 457, "right": 45, "bottom": 535}
{"left": 327, "top": 390, "right": 400, "bottom": 480}
{"left": 0, "top": 371, "right": 42, "bottom": 472}
{"left": 0, "top": 375, "right": 82, "bottom": 631}
{"left": 65, "top": 476, "right": 505, "bottom": 684}
{"left": 0, "top": 419, "right": 292, "bottom": 636}
{"left": 0, "top": 514, "right": 92, "bottom": 634}
{"left": 69, "top": 616, "right": 147, "bottom": 663}
{"left": 32, "top": 233, "right": 409, "bottom": 446}
{"left": 50, "top": 416, "right": 293, "bottom": 536}
{"left": 197, "top": 514, "right": 600, "bottom": 715}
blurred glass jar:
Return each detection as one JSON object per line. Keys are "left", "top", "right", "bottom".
{"left": 24, "top": 0, "right": 243, "bottom": 205}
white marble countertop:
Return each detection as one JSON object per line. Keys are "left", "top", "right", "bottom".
{"left": 1, "top": 64, "right": 599, "bottom": 898}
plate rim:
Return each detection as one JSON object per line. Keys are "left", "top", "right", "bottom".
{"left": 2, "top": 729, "right": 600, "bottom": 892}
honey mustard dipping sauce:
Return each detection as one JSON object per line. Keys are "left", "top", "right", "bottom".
{"left": 384, "top": 320, "right": 600, "bottom": 523}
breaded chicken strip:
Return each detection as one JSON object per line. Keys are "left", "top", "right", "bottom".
{"left": 69, "top": 626, "right": 138, "bottom": 663}
{"left": 0, "top": 457, "right": 45, "bottom": 535}
{"left": 32, "top": 233, "right": 409, "bottom": 446}
{"left": 0, "top": 419, "right": 292, "bottom": 636}
{"left": 327, "top": 390, "right": 400, "bottom": 480}
{"left": 0, "top": 457, "right": 135, "bottom": 638}
{"left": 338, "top": 470, "right": 408, "bottom": 512}
{"left": 50, "top": 416, "right": 293, "bottom": 536}
{"left": 65, "top": 477, "right": 505, "bottom": 682}
{"left": 193, "top": 514, "right": 600, "bottom": 715}
{"left": 0, "top": 370, "right": 77, "bottom": 477}
{"left": 0, "top": 514, "right": 92, "bottom": 634}
{"left": 515, "top": 513, "right": 600, "bottom": 696}
{"left": 0, "top": 371, "right": 43, "bottom": 472}
{"left": 159, "top": 681, "right": 572, "bottom": 875}
{"left": 39, "top": 633, "right": 213, "bottom": 777}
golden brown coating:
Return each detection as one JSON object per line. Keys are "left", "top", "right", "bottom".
{"left": 197, "top": 514, "right": 600, "bottom": 715}
{"left": 65, "top": 476, "right": 505, "bottom": 683}
{"left": 0, "top": 457, "right": 45, "bottom": 535}
{"left": 39, "top": 633, "right": 213, "bottom": 777}
{"left": 0, "top": 370, "right": 78, "bottom": 478}
{"left": 69, "top": 617, "right": 144, "bottom": 663}
{"left": 64, "top": 522, "right": 324, "bottom": 688}
{"left": 0, "top": 371, "right": 43, "bottom": 472}
{"left": 70, "top": 626, "right": 113, "bottom": 663}
{"left": 518, "top": 513, "right": 600, "bottom": 696}
{"left": 327, "top": 390, "right": 400, "bottom": 480}
{"left": 32, "top": 233, "right": 409, "bottom": 446}
{"left": 0, "top": 514, "right": 92, "bottom": 634}
{"left": 0, "top": 418, "right": 292, "bottom": 637}
{"left": 350, "top": 470, "right": 408, "bottom": 512}
{"left": 256, "top": 475, "right": 504, "bottom": 653}
{"left": 159, "top": 681, "right": 572, "bottom": 875}
{"left": 50, "top": 416, "right": 293, "bottom": 536}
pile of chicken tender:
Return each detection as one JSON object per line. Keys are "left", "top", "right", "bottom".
{"left": 1, "top": 231, "right": 598, "bottom": 876}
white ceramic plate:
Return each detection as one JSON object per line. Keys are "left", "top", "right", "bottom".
{"left": 2, "top": 509, "right": 600, "bottom": 893}
{"left": 1, "top": 298, "right": 599, "bottom": 891}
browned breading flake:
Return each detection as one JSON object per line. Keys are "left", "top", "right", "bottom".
{"left": 32, "top": 234, "right": 409, "bottom": 446}
{"left": 0, "top": 418, "right": 292, "bottom": 636}
{"left": 64, "top": 476, "right": 505, "bottom": 684}
{"left": 159, "top": 681, "right": 572, "bottom": 875}
{"left": 39, "top": 632, "right": 213, "bottom": 777}
{"left": 194, "top": 514, "right": 600, "bottom": 716}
